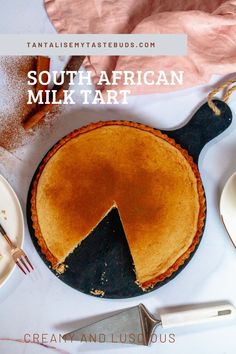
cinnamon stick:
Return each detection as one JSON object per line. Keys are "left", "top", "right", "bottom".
{"left": 22, "top": 56, "right": 85, "bottom": 131}
{"left": 22, "top": 87, "right": 64, "bottom": 130}
{"left": 36, "top": 56, "right": 50, "bottom": 101}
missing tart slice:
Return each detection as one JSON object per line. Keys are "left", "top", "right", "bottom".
{"left": 31, "top": 121, "right": 205, "bottom": 290}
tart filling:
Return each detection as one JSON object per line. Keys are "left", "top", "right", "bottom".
{"left": 31, "top": 121, "right": 205, "bottom": 289}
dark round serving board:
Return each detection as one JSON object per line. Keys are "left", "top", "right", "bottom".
{"left": 27, "top": 100, "right": 232, "bottom": 299}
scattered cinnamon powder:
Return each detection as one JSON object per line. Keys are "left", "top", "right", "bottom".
{"left": 0, "top": 56, "right": 37, "bottom": 150}
{"left": 0, "top": 56, "right": 60, "bottom": 151}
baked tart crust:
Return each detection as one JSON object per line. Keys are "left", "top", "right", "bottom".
{"left": 31, "top": 120, "right": 206, "bottom": 289}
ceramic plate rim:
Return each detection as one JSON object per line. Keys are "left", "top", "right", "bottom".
{"left": 0, "top": 175, "right": 24, "bottom": 289}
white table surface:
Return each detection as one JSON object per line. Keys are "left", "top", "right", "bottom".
{"left": 0, "top": 1, "right": 236, "bottom": 353}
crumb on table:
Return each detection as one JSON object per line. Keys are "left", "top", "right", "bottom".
{"left": 56, "top": 263, "right": 68, "bottom": 275}
{"left": 90, "top": 289, "right": 105, "bottom": 297}
{"left": 0, "top": 210, "right": 7, "bottom": 220}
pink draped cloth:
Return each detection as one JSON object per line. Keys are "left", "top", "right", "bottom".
{"left": 44, "top": 0, "right": 236, "bottom": 95}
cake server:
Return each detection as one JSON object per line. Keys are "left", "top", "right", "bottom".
{"left": 63, "top": 303, "right": 235, "bottom": 346}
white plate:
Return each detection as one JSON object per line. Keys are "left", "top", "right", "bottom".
{"left": 0, "top": 175, "right": 24, "bottom": 287}
{"left": 220, "top": 172, "right": 236, "bottom": 248}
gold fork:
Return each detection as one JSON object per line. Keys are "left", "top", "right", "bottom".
{"left": 0, "top": 223, "right": 34, "bottom": 274}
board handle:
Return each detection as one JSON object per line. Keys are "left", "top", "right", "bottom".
{"left": 162, "top": 100, "right": 232, "bottom": 163}
{"left": 160, "top": 303, "right": 236, "bottom": 329}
